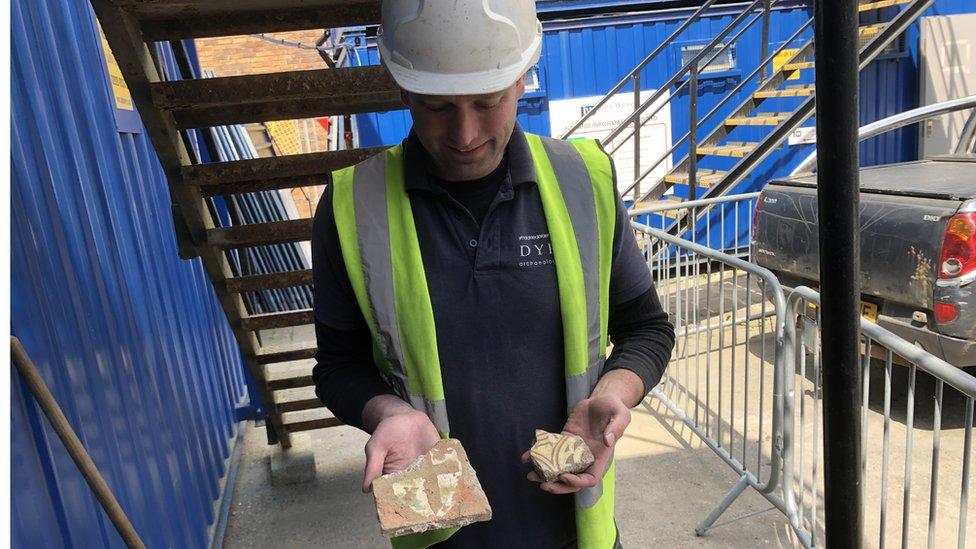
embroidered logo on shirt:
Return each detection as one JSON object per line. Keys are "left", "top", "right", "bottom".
{"left": 517, "top": 233, "right": 554, "bottom": 267}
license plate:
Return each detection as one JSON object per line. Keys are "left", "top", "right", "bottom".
{"left": 860, "top": 301, "right": 878, "bottom": 323}
{"left": 806, "top": 295, "right": 878, "bottom": 323}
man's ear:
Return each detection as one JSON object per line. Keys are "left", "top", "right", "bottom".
{"left": 515, "top": 74, "right": 527, "bottom": 99}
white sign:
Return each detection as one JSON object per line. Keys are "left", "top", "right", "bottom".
{"left": 549, "top": 91, "right": 672, "bottom": 195}
{"left": 788, "top": 126, "right": 817, "bottom": 145}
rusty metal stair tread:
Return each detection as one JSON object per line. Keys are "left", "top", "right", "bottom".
{"left": 116, "top": 0, "right": 382, "bottom": 41}
{"left": 152, "top": 67, "right": 402, "bottom": 129}
{"left": 282, "top": 408, "right": 343, "bottom": 432}
{"left": 256, "top": 344, "right": 318, "bottom": 365}
{"left": 184, "top": 146, "right": 386, "bottom": 196}
{"left": 696, "top": 142, "right": 759, "bottom": 157}
{"left": 207, "top": 218, "right": 312, "bottom": 249}
{"left": 265, "top": 359, "right": 315, "bottom": 390}
{"left": 226, "top": 270, "right": 312, "bottom": 294}
{"left": 241, "top": 309, "right": 314, "bottom": 331}
{"left": 273, "top": 387, "right": 324, "bottom": 414}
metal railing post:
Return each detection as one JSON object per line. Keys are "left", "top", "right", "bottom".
{"left": 761, "top": 0, "right": 771, "bottom": 84}
{"left": 634, "top": 73, "right": 642, "bottom": 199}
{"left": 688, "top": 65, "right": 699, "bottom": 203}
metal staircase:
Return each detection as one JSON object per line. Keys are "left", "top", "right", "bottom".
{"left": 564, "top": 0, "right": 932, "bottom": 241}
{"left": 92, "top": 0, "right": 390, "bottom": 448}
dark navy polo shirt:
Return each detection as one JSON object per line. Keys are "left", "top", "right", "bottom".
{"left": 313, "top": 125, "right": 652, "bottom": 548}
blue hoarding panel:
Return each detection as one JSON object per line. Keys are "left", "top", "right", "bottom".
{"left": 11, "top": 0, "right": 246, "bottom": 547}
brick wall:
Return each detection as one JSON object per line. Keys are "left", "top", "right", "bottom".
{"left": 196, "top": 30, "right": 328, "bottom": 76}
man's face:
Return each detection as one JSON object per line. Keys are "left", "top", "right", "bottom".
{"left": 403, "top": 78, "right": 526, "bottom": 182}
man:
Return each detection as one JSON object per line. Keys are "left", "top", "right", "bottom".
{"left": 312, "top": 2, "right": 674, "bottom": 547}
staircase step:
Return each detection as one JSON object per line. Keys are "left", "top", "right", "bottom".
{"left": 268, "top": 375, "right": 315, "bottom": 391}
{"left": 859, "top": 23, "right": 885, "bottom": 38}
{"left": 282, "top": 409, "right": 344, "bottom": 432}
{"left": 274, "top": 387, "right": 323, "bottom": 413}
{"left": 725, "top": 113, "right": 790, "bottom": 126}
{"left": 126, "top": 0, "right": 382, "bottom": 41}
{"left": 226, "top": 270, "right": 313, "bottom": 293}
{"left": 858, "top": 0, "right": 912, "bottom": 11}
{"left": 697, "top": 142, "right": 759, "bottom": 157}
{"left": 257, "top": 345, "right": 318, "bottom": 365}
{"left": 663, "top": 170, "right": 728, "bottom": 187}
{"left": 782, "top": 61, "right": 815, "bottom": 71}
{"left": 241, "top": 309, "right": 314, "bottom": 331}
{"left": 277, "top": 397, "right": 326, "bottom": 414}
{"left": 634, "top": 196, "right": 685, "bottom": 219}
{"left": 754, "top": 85, "right": 815, "bottom": 98}
{"left": 207, "top": 218, "right": 313, "bottom": 249}
{"left": 184, "top": 147, "right": 386, "bottom": 197}
{"left": 151, "top": 67, "right": 402, "bottom": 129}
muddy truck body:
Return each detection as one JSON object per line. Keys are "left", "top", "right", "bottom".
{"left": 752, "top": 156, "right": 976, "bottom": 367}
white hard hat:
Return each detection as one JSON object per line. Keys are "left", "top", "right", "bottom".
{"left": 377, "top": 0, "right": 543, "bottom": 96}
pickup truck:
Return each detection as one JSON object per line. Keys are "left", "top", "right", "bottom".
{"left": 751, "top": 155, "right": 975, "bottom": 367}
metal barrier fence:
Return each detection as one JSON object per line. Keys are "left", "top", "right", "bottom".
{"left": 632, "top": 220, "right": 793, "bottom": 534}
{"left": 784, "top": 286, "right": 975, "bottom": 549}
{"left": 630, "top": 195, "right": 976, "bottom": 547}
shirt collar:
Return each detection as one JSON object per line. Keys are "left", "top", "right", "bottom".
{"left": 402, "top": 123, "right": 537, "bottom": 192}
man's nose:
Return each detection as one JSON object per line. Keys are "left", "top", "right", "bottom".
{"left": 450, "top": 107, "right": 479, "bottom": 149}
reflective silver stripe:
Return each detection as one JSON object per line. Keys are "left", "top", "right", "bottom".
{"left": 542, "top": 137, "right": 604, "bottom": 407}
{"left": 409, "top": 395, "right": 451, "bottom": 435}
{"left": 576, "top": 448, "right": 613, "bottom": 509}
{"left": 566, "top": 355, "right": 606, "bottom": 408}
{"left": 352, "top": 155, "right": 411, "bottom": 400}
{"left": 353, "top": 154, "right": 452, "bottom": 434}
{"left": 577, "top": 484, "right": 603, "bottom": 509}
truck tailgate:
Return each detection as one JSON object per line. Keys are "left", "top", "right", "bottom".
{"left": 752, "top": 184, "right": 961, "bottom": 310}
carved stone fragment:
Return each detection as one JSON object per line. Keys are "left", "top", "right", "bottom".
{"left": 530, "top": 430, "right": 595, "bottom": 483}
{"left": 372, "top": 439, "right": 491, "bottom": 537}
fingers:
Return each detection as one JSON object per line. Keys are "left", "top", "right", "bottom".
{"left": 540, "top": 481, "right": 580, "bottom": 495}
{"left": 525, "top": 470, "right": 598, "bottom": 494}
{"left": 520, "top": 449, "right": 531, "bottom": 464}
{"left": 558, "top": 472, "right": 598, "bottom": 489}
{"left": 603, "top": 408, "right": 631, "bottom": 448}
{"left": 362, "top": 444, "right": 386, "bottom": 493}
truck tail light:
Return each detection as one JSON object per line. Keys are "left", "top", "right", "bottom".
{"left": 934, "top": 302, "right": 959, "bottom": 323}
{"left": 938, "top": 212, "right": 976, "bottom": 279}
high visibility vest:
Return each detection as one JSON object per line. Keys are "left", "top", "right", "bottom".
{"left": 331, "top": 133, "right": 618, "bottom": 549}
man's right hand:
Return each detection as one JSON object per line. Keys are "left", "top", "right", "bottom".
{"left": 361, "top": 395, "right": 441, "bottom": 493}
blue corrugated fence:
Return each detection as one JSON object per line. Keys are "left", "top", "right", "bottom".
{"left": 11, "top": 0, "right": 247, "bottom": 547}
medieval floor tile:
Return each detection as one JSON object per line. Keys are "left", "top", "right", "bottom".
{"left": 372, "top": 439, "right": 491, "bottom": 537}
{"left": 530, "top": 430, "right": 595, "bottom": 482}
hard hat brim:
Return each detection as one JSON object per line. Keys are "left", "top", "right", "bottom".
{"left": 379, "top": 37, "right": 542, "bottom": 96}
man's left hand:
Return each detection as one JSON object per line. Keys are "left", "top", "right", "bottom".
{"left": 521, "top": 394, "right": 631, "bottom": 495}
